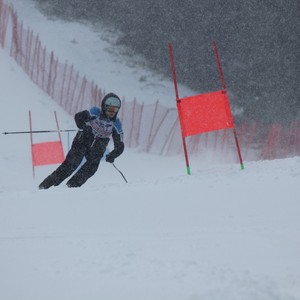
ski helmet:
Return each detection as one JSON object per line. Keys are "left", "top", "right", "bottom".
{"left": 101, "top": 93, "right": 121, "bottom": 113}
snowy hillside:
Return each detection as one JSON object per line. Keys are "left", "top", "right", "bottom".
{"left": 5, "top": 0, "right": 197, "bottom": 106}
{"left": 1, "top": 1, "right": 300, "bottom": 300}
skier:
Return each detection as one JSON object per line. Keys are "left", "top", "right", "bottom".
{"left": 39, "top": 92, "right": 124, "bottom": 189}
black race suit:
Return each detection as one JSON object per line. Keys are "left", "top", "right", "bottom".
{"left": 39, "top": 107, "right": 124, "bottom": 188}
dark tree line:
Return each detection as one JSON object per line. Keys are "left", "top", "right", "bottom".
{"left": 34, "top": 0, "right": 300, "bottom": 124}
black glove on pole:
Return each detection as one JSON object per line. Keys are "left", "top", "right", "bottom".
{"left": 105, "top": 153, "right": 115, "bottom": 163}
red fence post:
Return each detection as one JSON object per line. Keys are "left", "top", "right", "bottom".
{"left": 0, "top": 0, "right": 10, "bottom": 47}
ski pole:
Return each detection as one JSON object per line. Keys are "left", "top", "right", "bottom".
{"left": 112, "top": 163, "right": 128, "bottom": 183}
{"left": 2, "top": 129, "right": 78, "bottom": 135}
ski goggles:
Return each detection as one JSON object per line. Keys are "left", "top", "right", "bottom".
{"left": 105, "top": 105, "right": 120, "bottom": 113}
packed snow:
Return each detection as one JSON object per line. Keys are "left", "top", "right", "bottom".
{"left": 0, "top": 1, "right": 300, "bottom": 300}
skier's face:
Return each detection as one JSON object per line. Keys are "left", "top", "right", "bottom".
{"left": 105, "top": 105, "right": 119, "bottom": 118}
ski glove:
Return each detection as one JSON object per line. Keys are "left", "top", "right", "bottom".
{"left": 75, "top": 110, "right": 96, "bottom": 129}
{"left": 105, "top": 153, "right": 115, "bottom": 163}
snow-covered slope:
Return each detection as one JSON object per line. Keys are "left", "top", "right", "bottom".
{"left": 0, "top": 1, "right": 300, "bottom": 300}
{"left": 5, "top": 0, "right": 197, "bottom": 106}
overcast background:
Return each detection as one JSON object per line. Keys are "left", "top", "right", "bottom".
{"left": 33, "top": 0, "right": 300, "bottom": 124}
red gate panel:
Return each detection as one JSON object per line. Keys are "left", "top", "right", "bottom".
{"left": 178, "top": 90, "right": 234, "bottom": 137}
